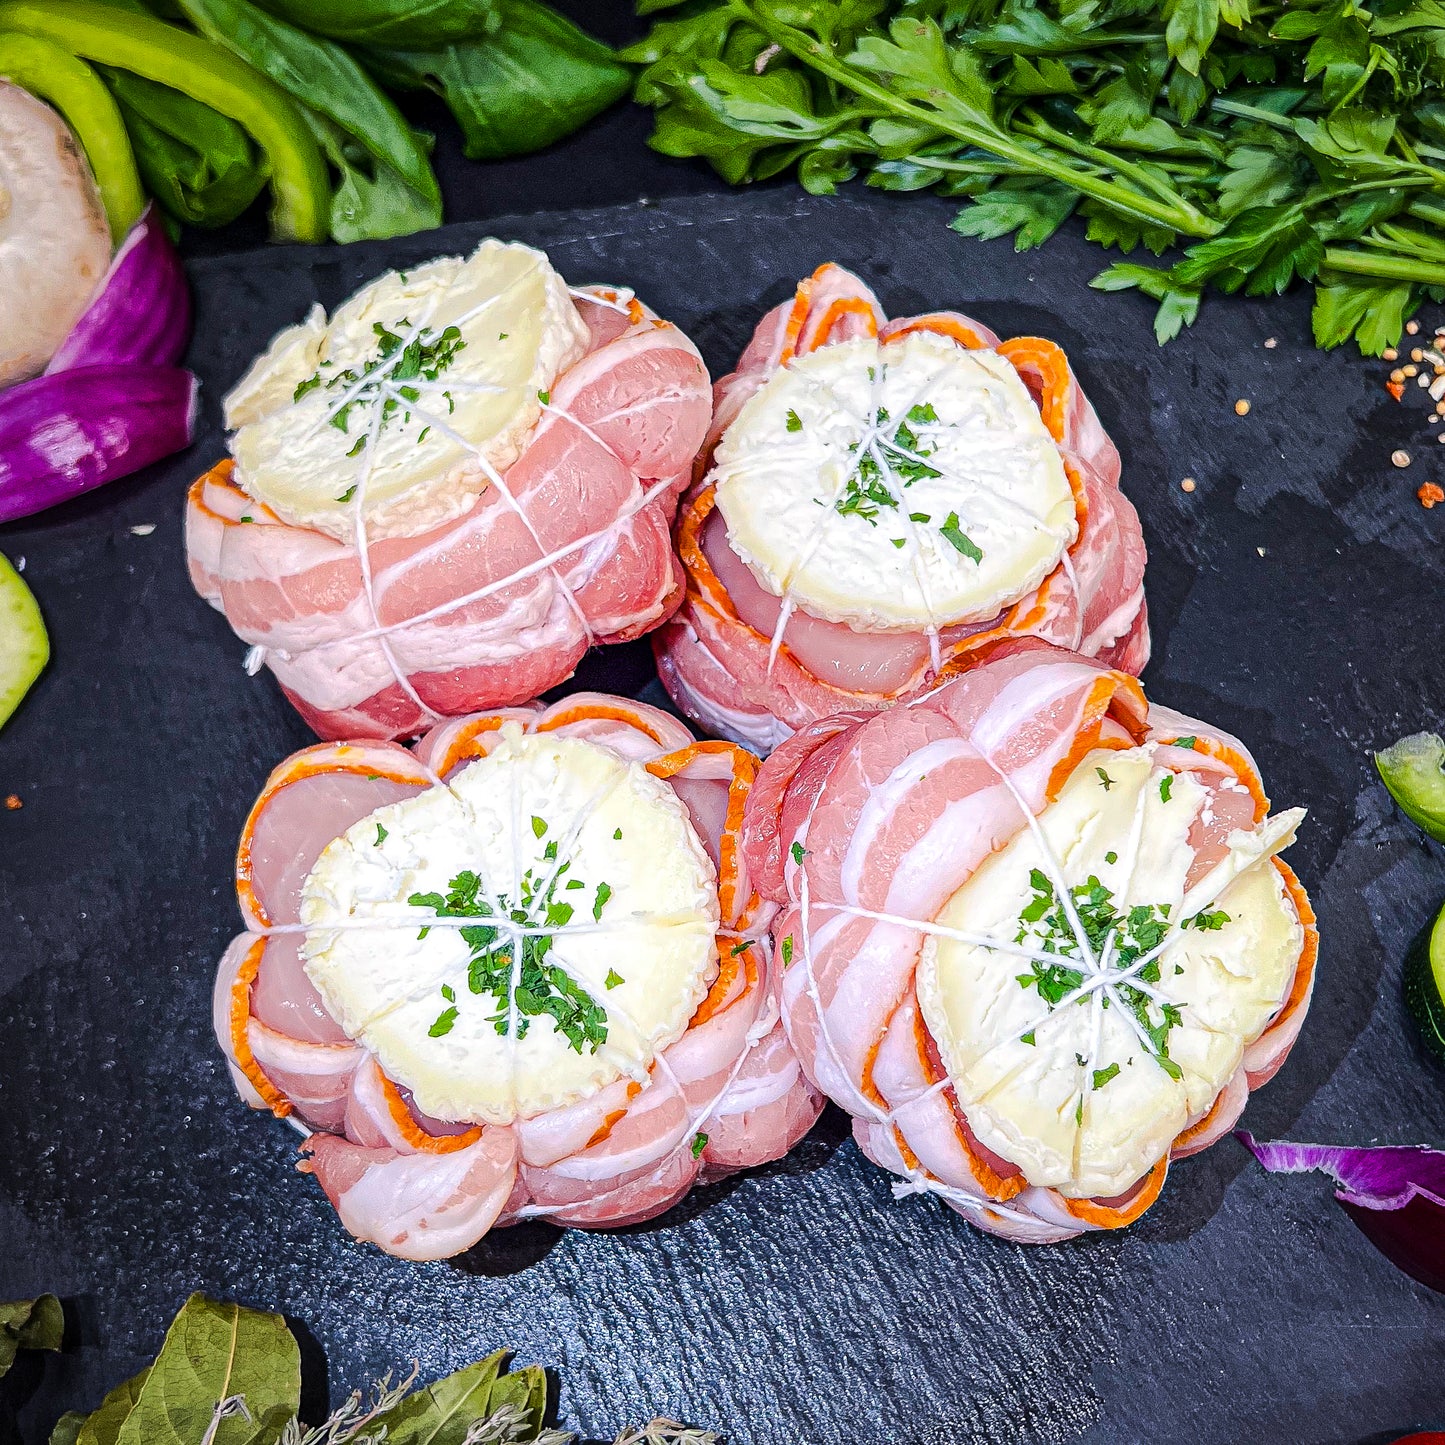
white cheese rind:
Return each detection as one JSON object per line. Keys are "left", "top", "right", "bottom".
{"left": 227, "top": 240, "right": 589, "bottom": 543}
{"left": 301, "top": 727, "right": 719, "bottom": 1125}
{"left": 712, "top": 332, "right": 1077, "bottom": 631}
{"left": 917, "top": 745, "right": 1304, "bottom": 1199}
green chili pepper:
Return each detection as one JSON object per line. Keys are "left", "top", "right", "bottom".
{"left": 0, "top": 31, "right": 144, "bottom": 239}
{"left": 1377, "top": 732, "right": 1445, "bottom": 845}
{"left": 0, "top": 0, "right": 329, "bottom": 242}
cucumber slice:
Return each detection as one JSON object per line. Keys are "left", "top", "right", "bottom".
{"left": 1404, "top": 901, "right": 1445, "bottom": 1065}
{"left": 1376, "top": 732, "right": 1445, "bottom": 843}
{"left": 0, "top": 553, "right": 48, "bottom": 727}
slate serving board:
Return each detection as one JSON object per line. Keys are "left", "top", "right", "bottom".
{"left": 2, "top": 188, "right": 1444, "bottom": 1445}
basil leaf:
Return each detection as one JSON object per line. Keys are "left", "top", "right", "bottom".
{"left": 49, "top": 1413, "right": 87, "bottom": 1445}
{"left": 253, "top": 0, "right": 499, "bottom": 49}
{"left": 176, "top": 0, "right": 441, "bottom": 237}
{"left": 364, "top": 1, "right": 630, "bottom": 161}
{"left": 114, "top": 1294, "right": 299, "bottom": 1445}
{"left": 304, "top": 110, "right": 442, "bottom": 243}
{"left": 366, "top": 1351, "right": 509, "bottom": 1445}
{"left": 99, "top": 67, "right": 266, "bottom": 228}
{"left": 76, "top": 1368, "right": 150, "bottom": 1445}
{"left": 0, "top": 1295, "right": 63, "bottom": 1378}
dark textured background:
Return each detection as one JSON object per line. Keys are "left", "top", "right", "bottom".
{"left": 2, "top": 146, "right": 1445, "bottom": 1445}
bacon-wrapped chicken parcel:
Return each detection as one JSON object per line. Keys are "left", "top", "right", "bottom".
{"left": 214, "top": 693, "right": 821, "bottom": 1260}
{"left": 655, "top": 263, "right": 1149, "bottom": 753}
{"left": 188, "top": 240, "right": 711, "bottom": 741}
{"left": 742, "top": 642, "right": 1317, "bottom": 1242}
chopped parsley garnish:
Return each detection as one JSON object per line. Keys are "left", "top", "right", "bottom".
{"left": 537, "top": 389, "right": 550, "bottom": 405}
{"left": 790, "top": 841, "right": 807, "bottom": 865}
{"left": 691, "top": 1132, "right": 709, "bottom": 1158}
{"left": 345, "top": 437, "right": 366, "bottom": 458}
{"left": 613, "top": 827, "right": 622, "bottom": 840}
{"left": 239, "top": 515, "right": 253, "bottom": 524}
{"left": 336, "top": 484, "right": 358, "bottom": 504}
{"left": 1104, "top": 850, "right": 1118, "bottom": 865}
{"left": 1096, "top": 767, "right": 1115, "bottom": 791}
{"left": 408, "top": 854, "right": 615, "bottom": 1056}
{"left": 1091, "top": 1062, "right": 1120, "bottom": 1090}
{"left": 1020, "top": 1030, "right": 1036, "bottom": 1046}
{"left": 781, "top": 934, "right": 794, "bottom": 967}
{"left": 785, "top": 409, "right": 803, "bottom": 432}
{"left": 1174, "top": 736, "right": 1198, "bottom": 750}
{"left": 531, "top": 815, "right": 548, "bottom": 839}
{"left": 1159, "top": 775, "right": 1173, "bottom": 803}
{"left": 442, "top": 984, "right": 455, "bottom": 1002}
{"left": 940, "top": 511, "right": 983, "bottom": 564}
{"left": 374, "top": 823, "right": 388, "bottom": 846}
{"left": 1011, "top": 869, "right": 1186, "bottom": 1081}
{"left": 605, "top": 969, "right": 624, "bottom": 990}
{"left": 730, "top": 940, "right": 752, "bottom": 956}
{"left": 1186, "top": 908, "right": 1231, "bottom": 931}
{"left": 835, "top": 401, "right": 942, "bottom": 526}
{"left": 891, "top": 537, "right": 907, "bottom": 548}
{"left": 297, "top": 319, "right": 466, "bottom": 439}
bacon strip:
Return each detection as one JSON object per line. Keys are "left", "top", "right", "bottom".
{"left": 742, "top": 643, "right": 1316, "bottom": 1242}
{"left": 213, "top": 693, "right": 820, "bottom": 1258}
{"left": 654, "top": 263, "right": 1150, "bottom": 752}
{"left": 188, "top": 290, "right": 712, "bottom": 742}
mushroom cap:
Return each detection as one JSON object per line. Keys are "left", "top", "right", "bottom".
{"left": 0, "top": 82, "right": 112, "bottom": 388}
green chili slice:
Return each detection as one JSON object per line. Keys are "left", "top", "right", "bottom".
{"left": 0, "top": 31, "right": 143, "bottom": 238}
{"left": 0, "top": 0, "right": 329, "bottom": 242}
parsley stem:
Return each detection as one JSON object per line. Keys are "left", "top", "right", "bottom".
{"left": 1319, "top": 248, "right": 1445, "bottom": 285}
{"left": 1016, "top": 109, "right": 1214, "bottom": 231}
{"left": 728, "top": 0, "right": 1216, "bottom": 238}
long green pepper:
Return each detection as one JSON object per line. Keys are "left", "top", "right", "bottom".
{"left": 0, "top": 0, "right": 330, "bottom": 242}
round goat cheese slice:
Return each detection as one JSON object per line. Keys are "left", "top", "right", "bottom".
{"left": 226, "top": 238, "right": 589, "bottom": 543}
{"left": 300, "top": 726, "right": 719, "bottom": 1125}
{"left": 916, "top": 745, "right": 1305, "bottom": 1199}
{"left": 712, "top": 331, "right": 1078, "bottom": 632}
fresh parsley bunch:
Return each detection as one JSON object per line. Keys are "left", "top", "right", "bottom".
{"left": 625, "top": 0, "right": 1445, "bottom": 351}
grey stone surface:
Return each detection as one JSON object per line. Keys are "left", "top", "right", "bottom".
{"left": 1, "top": 189, "right": 1443, "bottom": 1444}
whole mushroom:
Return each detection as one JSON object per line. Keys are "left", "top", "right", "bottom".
{"left": 0, "top": 81, "right": 111, "bottom": 387}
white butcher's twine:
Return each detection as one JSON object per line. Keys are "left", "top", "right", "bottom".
{"left": 718, "top": 339, "right": 1071, "bottom": 687}
{"left": 245, "top": 712, "right": 780, "bottom": 1218}
{"left": 782, "top": 698, "right": 1269, "bottom": 1231}
{"left": 244, "top": 284, "right": 672, "bottom": 718}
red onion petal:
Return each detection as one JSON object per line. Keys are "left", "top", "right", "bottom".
{"left": 1238, "top": 1130, "right": 1445, "bottom": 1294}
{"left": 44, "top": 204, "right": 191, "bottom": 375}
{"left": 0, "top": 365, "right": 198, "bottom": 524}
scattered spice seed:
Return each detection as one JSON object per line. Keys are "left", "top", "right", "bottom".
{"left": 1391, "top": 368, "right": 1408, "bottom": 383}
{"left": 1419, "top": 483, "right": 1444, "bottom": 509}
{"left": 1264, "top": 337, "right": 1277, "bottom": 349}
{"left": 4, "top": 794, "right": 21, "bottom": 811}
{"left": 1180, "top": 477, "right": 1196, "bottom": 493}
{"left": 1234, "top": 399, "right": 1251, "bottom": 416}
{"left": 1392, "top": 449, "right": 1413, "bottom": 468}
{"left": 129, "top": 523, "right": 155, "bottom": 537}
{"left": 1383, "top": 347, "right": 1400, "bottom": 361}
{"left": 1404, "top": 365, "right": 1420, "bottom": 378}
{"left": 1412, "top": 348, "right": 1426, "bottom": 363}
{"left": 1407, "top": 320, "right": 1421, "bottom": 335}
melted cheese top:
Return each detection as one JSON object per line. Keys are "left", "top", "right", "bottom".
{"left": 712, "top": 332, "right": 1077, "bottom": 631}
{"left": 917, "top": 746, "right": 1305, "bottom": 1199}
{"left": 225, "top": 239, "right": 589, "bottom": 543}
{"left": 301, "top": 727, "right": 719, "bottom": 1125}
